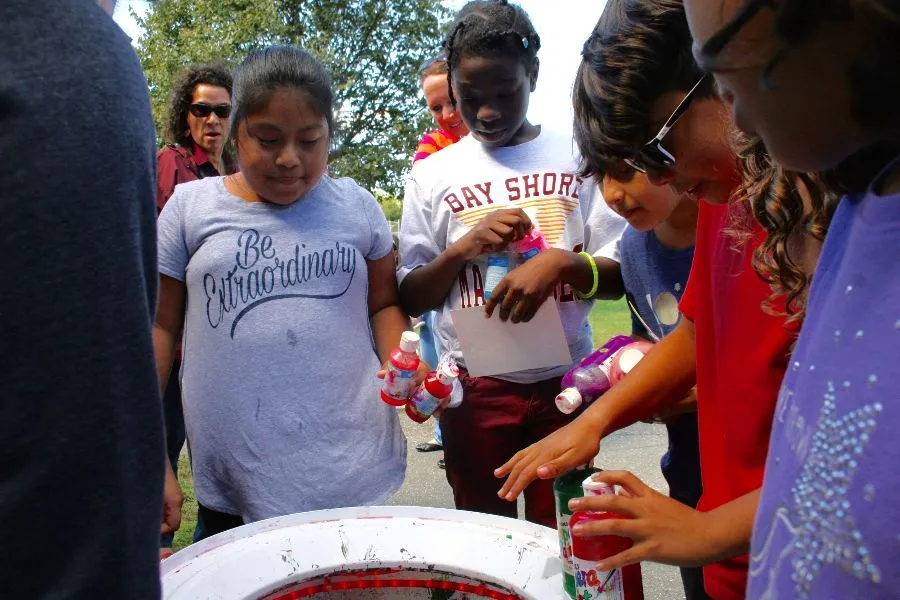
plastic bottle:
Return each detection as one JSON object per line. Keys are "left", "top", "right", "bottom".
{"left": 561, "top": 335, "right": 634, "bottom": 390}
{"left": 483, "top": 253, "right": 510, "bottom": 301}
{"left": 556, "top": 361, "right": 613, "bottom": 414}
{"left": 608, "top": 341, "right": 655, "bottom": 385}
{"left": 553, "top": 466, "right": 601, "bottom": 599}
{"left": 570, "top": 477, "right": 645, "bottom": 600}
{"left": 380, "top": 331, "right": 421, "bottom": 406}
{"left": 517, "top": 230, "right": 549, "bottom": 262}
{"left": 406, "top": 360, "right": 460, "bottom": 423}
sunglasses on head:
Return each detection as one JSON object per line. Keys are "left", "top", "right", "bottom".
{"left": 624, "top": 74, "right": 710, "bottom": 178}
{"left": 418, "top": 52, "right": 448, "bottom": 74}
{"left": 189, "top": 103, "right": 232, "bottom": 119}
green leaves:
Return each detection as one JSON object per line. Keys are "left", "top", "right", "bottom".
{"left": 135, "top": 0, "right": 451, "bottom": 195}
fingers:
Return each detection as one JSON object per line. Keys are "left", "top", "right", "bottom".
{"left": 568, "top": 494, "right": 639, "bottom": 519}
{"left": 496, "top": 286, "right": 522, "bottom": 322}
{"left": 592, "top": 470, "right": 652, "bottom": 498}
{"left": 595, "top": 544, "right": 646, "bottom": 571}
{"left": 376, "top": 370, "right": 386, "bottom": 380}
{"left": 484, "top": 279, "right": 510, "bottom": 318}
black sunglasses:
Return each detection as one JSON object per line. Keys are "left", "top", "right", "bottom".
{"left": 189, "top": 103, "right": 232, "bottom": 119}
{"left": 625, "top": 74, "right": 710, "bottom": 177}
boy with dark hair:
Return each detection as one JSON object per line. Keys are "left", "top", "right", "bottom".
{"left": 496, "top": 1, "right": 794, "bottom": 598}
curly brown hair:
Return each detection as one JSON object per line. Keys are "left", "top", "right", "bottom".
{"left": 164, "top": 63, "right": 234, "bottom": 148}
{"left": 735, "top": 134, "right": 839, "bottom": 328}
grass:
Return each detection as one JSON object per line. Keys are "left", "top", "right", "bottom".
{"left": 589, "top": 297, "right": 631, "bottom": 345}
{"left": 169, "top": 299, "right": 630, "bottom": 553}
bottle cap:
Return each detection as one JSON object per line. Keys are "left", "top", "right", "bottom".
{"left": 399, "top": 331, "right": 420, "bottom": 352}
{"left": 582, "top": 475, "right": 615, "bottom": 497}
{"left": 437, "top": 360, "right": 460, "bottom": 385}
{"left": 555, "top": 388, "right": 583, "bottom": 414}
{"left": 616, "top": 347, "right": 646, "bottom": 374}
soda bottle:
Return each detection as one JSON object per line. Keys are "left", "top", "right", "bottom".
{"left": 380, "top": 331, "right": 421, "bottom": 406}
{"left": 561, "top": 336, "right": 634, "bottom": 390}
{"left": 608, "top": 341, "right": 655, "bottom": 385}
{"left": 570, "top": 477, "right": 644, "bottom": 600}
{"left": 483, "top": 253, "right": 510, "bottom": 301}
{"left": 556, "top": 362, "right": 613, "bottom": 414}
{"left": 406, "top": 360, "right": 459, "bottom": 423}
{"left": 553, "top": 466, "right": 601, "bottom": 599}
{"left": 517, "top": 230, "right": 549, "bottom": 262}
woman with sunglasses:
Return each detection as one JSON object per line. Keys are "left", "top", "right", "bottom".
{"left": 156, "top": 63, "right": 237, "bottom": 212}
{"left": 155, "top": 62, "right": 237, "bottom": 558}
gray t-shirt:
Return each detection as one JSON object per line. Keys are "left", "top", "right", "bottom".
{"left": 158, "top": 176, "right": 406, "bottom": 521}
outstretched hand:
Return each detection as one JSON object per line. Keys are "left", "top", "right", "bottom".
{"left": 567, "top": 471, "right": 715, "bottom": 570}
{"left": 494, "top": 414, "right": 602, "bottom": 500}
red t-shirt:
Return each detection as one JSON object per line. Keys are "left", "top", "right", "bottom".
{"left": 679, "top": 201, "right": 793, "bottom": 600}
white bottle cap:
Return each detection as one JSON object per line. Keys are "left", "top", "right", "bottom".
{"left": 437, "top": 361, "right": 460, "bottom": 385}
{"left": 555, "top": 388, "right": 583, "bottom": 414}
{"left": 582, "top": 475, "right": 615, "bottom": 497}
{"left": 399, "top": 331, "right": 420, "bottom": 352}
{"left": 616, "top": 347, "right": 646, "bottom": 374}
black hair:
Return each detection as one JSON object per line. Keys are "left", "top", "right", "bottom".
{"left": 702, "top": 0, "right": 900, "bottom": 134}
{"left": 573, "top": 0, "right": 717, "bottom": 182}
{"left": 229, "top": 46, "right": 335, "bottom": 142}
{"left": 443, "top": 0, "right": 541, "bottom": 106}
{"left": 164, "top": 63, "right": 233, "bottom": 148}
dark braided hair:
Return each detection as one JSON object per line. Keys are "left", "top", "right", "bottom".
{"left": 443, "top": 0, "right": 541, "bottom": 106}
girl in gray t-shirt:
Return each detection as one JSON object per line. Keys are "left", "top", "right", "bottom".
{"left": 155, "top": 47, "right": 415, "bottom": 535}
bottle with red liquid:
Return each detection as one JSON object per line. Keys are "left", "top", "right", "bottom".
{"left": 406, "top": 360, "right": 459, "bottom": 423}
{"left": 380, "top": 331, "right": 421, "bottom": 406}
{"left": 569, "top": 477, "right": 644, "bottom": 600}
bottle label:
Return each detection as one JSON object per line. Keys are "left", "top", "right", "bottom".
{"left": 383, "top": 365, "right": 415, "bottom": 399}
{"left": 520, "top": 247, "right": 540, "bottom": 262}
{"left": 410, "top": 387, "right": 443, "bottom": 417}
{"left": 557, "top": 513, "right": 574, "bottom": 576}
{"left": 484, "top": 258, "right": 509, "bottom": 299}
{"left": 574, "top": 555, "right": 624, "bottom": 600}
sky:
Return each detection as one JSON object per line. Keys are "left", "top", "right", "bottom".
{"left": 113, "top": 0, "right": 605, "bottom": 135}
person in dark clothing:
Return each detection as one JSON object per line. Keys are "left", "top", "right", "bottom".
{"left": 0, "top": 0, "right": 176, "bottom": 596}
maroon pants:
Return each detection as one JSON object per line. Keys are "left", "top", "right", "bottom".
{"left": 439, "top": 371, "right": 579, "bottom": 528}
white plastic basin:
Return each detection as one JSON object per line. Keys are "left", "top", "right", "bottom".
{"left": 161, "top": 506, "right": 565, "bottom": 599}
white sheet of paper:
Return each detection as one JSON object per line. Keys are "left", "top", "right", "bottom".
{"left": 450, "top": 301, "right": 572, "bottom": 377}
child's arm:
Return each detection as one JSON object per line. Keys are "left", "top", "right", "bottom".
{"left": 153, "top": 274, "right": 187, "bottom": 536}
{"left": 368, "top": 252, "right": 420, "bottom": 366}
{"left": 399, "top": 207, "right": 532, "bottom": 316}
{"left": 495, "top": 317, "right": 697, "bottom": 499}
{"left": 567, "top": 471, "right": 759, "bottom": 568}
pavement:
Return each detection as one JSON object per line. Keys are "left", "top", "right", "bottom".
{"left": 387, "top": 412, "right": 686, "bottom": 600}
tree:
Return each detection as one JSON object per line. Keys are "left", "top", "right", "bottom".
{"left": 135, "top": 0, "right": 451, "bottom": 195}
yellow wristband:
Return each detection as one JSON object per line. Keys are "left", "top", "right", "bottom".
{"left": 574, "top": 251, "right": 599, "bottom": 300}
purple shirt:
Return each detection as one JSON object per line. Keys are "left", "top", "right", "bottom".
{"left": 747, "top": 175, "right": 900, "bottom": 599}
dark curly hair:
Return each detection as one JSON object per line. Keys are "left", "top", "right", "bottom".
{"left": 573, "top": 0, "right": 717, "bottom": 182}
{"left": 164, "top": 63, "right": 233, "bottom": 148}
{"left": 443, "top": 0, "right": 541, "bottom": 107}
{"left": 700, "top": 0, "right": 900, "bottom": 151}
{"left": 734, "top": 135, "right": 839, "bottom": 328}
